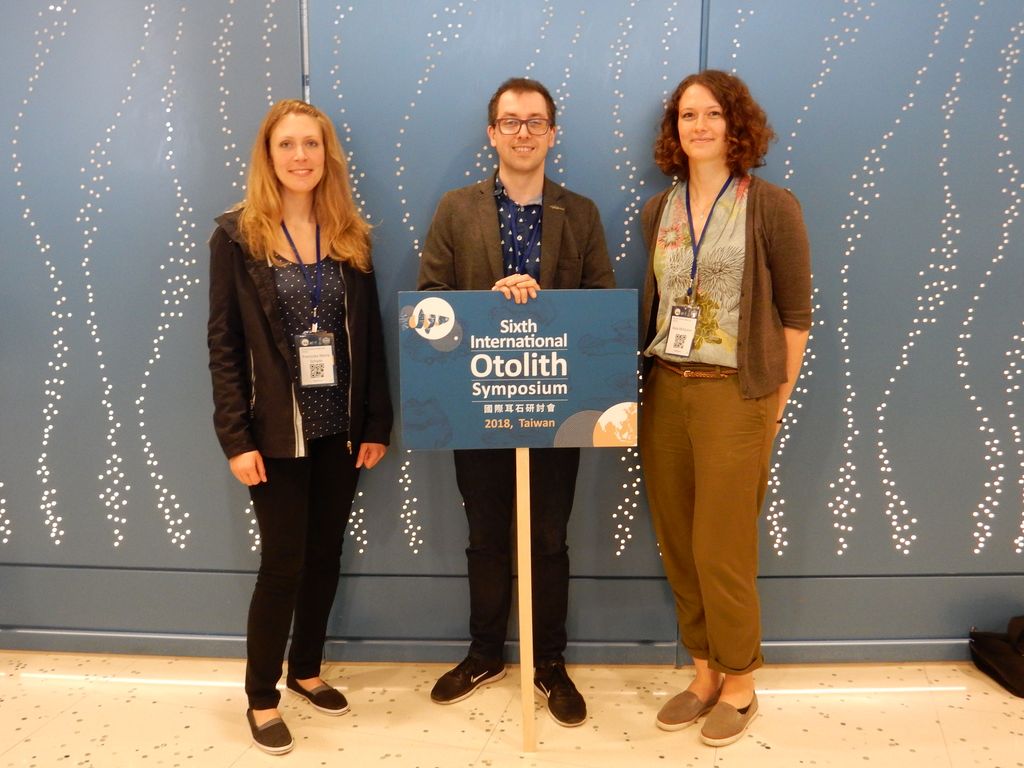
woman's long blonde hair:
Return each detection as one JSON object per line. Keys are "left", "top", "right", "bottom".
{"left": 237, "top": 99, "right": 372, "bottom": 271}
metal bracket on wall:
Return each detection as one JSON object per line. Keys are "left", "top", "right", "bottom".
{"left": 699, "top": 0, "right": 710, "bottom": 70}
{"left": 300, "top": 0, "right": 311, "bottom": 102}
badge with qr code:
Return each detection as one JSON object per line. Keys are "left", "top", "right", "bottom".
{"left": 665, "top": 304, "right": 699, "bottom": 359}
{"left": 295, "top": 331, "right": 338, "bottom": 388}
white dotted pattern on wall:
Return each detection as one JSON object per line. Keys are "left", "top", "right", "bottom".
{"left": 609, "top": 4, "right": 643, "bottom": 262}
{"left": 825, "top": 5, "right": 952, "bottom": 557}
{"left": 260, "top": 1, "right": 282, "bottom": 106}
{"left": 957, "top": 15, "right": 1023, "bottom": 554}
{"left": 212, "top": 1, "right": 263, "bottom": 554}
{"left": 780, "top": 0, "right": 874, "bottom": 184}
{"left": 765, "top": 1, "right": 874, "bottom": 557}
{"left": 0, "top": 482, "right": 9, "bottom": 545}
{"left": 327, "top": 7, "right": 380, "bottom": 558}
{"left": 10, "top": 5, "right": 70, "bottom": 542}
{"left": 531, "top": 3, "right": 570, "bottom": 180}
{"left": 777, "top": 2, "right": 863, "bottom": 557}
{"left": 728, "top": 5, "right": 755, "bottom": 67}
{"left": 7, "top": 2, "right": 287, "bottom": 552}
{"left": 388, "top": 2, "right": 477, "bottom": 556}
{"left": 349, "top": 490, "right": 371, "bottom": 556}
{"left": 134, "top": 8, "right": 201, "bottom": 551}
{"left": 328, "top": 5, "right": 367, "bottom": 212}
{"left": 607, "top": 3, "right": 652, "bottom": 557}
{"left": 1000, "top": 21, "right": 1024, "bottom": 556}
{"left": 1008, "top": 326, "right": 1024, "bottom": 556}
{"left": 396, "top": 455, "right": 420, "bottom": 555}
{"left": 874, "top": 7, "right": 988, "bottom": 556}
{"left": 244, "top": 502, "right": 260, "bottom": 553}
{"left": 213, "top": 1, "right": 248, "bottom": 191}
{"left": 12, "top": 3, "right": 114, "bottom": 548}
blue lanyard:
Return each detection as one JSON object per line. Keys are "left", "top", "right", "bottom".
{"left": 684, "top": 176, "right": 732, "bottom": 298}
{"left": 502, "top": 198, "right": 542, "bottom": 275}
{"left": 281, "top": 222, "right": 322, "bottom": 330}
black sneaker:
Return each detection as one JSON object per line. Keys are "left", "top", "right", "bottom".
{"left": 430, "top": 655, "right": 506, "bottom": 704}
{"left": 534, "top": 659, "right": 587, "bottom": 727}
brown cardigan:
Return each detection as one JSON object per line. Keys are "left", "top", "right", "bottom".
{"left": 640, "top": 175, "right": 812, "bottom": 399}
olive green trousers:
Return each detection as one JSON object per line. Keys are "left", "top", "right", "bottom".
{"left": 640, "top": 364, "right": 778, "bottom": 675}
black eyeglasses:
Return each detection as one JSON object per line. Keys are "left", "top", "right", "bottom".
{"left": 493, "top": 118, "right": 552, "bottom": 136}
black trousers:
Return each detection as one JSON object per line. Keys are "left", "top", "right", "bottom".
{"left": 453, "top": 447, "right": 580, "bottom": 663}
{"left": 244, "top": 433, "right": 359, "bottom": 709}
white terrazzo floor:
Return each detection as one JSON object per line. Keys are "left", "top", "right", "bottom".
{"left": 1, "top": 651, "right": 1022, "bottom": 767}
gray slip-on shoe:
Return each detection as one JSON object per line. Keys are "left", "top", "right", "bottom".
{"left": 656, "top": 688, "right": 720, "bottom": 731}
{"left": 699, "top": 692, "right": 758, "bottom": 747}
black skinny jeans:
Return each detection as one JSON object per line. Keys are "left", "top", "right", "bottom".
{"left": 453, "top": 447, "right": 580, "bottom": 663}
{"left": 245, "top": 433, "right": 359, "bottom": 710}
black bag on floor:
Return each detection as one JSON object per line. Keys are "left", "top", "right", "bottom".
{"left": 969, "top": 615, "right": 1024, "bottom": 698}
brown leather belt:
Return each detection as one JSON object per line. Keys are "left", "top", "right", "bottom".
{"left": 654, "top": 357, "right": 737, "bottom": 379}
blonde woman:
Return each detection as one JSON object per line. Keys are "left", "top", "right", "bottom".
{"left": 208, "top": 99, "right": 392, "bottom": 755}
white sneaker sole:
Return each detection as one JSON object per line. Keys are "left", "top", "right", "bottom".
{"left": 251, "top": 736, "right": 294, "bottom": 755}
{"left": 533, "top": 685, "right": 587, "bottom": 727}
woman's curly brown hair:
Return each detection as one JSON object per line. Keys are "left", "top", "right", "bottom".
{"left": 654, "top": 70, "right": 775, "bottom": 181}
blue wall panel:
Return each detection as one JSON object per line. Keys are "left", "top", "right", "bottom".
{"left": 707, "top": 0, "right": 1024, "bottom": 576}
{"left": 0, "top": 1, "right": 300, "bottom": 623}
{"left": 1, "top": 1, "right": 1021, "bottom": 663}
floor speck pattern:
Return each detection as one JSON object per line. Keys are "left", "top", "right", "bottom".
{"left": 1, "top": 651, "right": 1021, "bottom": 767}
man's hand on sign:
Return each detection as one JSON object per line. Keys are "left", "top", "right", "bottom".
{"left": 492, "top": 274, "right": 540, "bottom": 304}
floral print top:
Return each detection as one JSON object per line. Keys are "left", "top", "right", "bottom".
{"left": 644, "top": 176, "right": 749, "bottom": 368}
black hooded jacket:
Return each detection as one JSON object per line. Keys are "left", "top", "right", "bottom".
{"left": 207, "top": 209, "right": 392, "bottom": 459}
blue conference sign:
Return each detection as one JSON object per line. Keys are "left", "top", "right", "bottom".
{"left": 399, "top": 290, "right": 638, "bottom": 450}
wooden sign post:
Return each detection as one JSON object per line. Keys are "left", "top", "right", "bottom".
{"left": 515, "top": 446, "right": 536, "bottom": 751}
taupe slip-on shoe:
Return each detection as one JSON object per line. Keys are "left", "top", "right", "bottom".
{"left": 699, "top": 693, "right": 758, "bottom": 746}
{"left": 656, "top": 689, "right": 720, "bottom": 731}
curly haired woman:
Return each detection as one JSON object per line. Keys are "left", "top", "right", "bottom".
{"left": 639, "top": 71, "right": 811, "bottom": 746}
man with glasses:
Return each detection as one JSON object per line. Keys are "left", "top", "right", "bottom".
{"left": 418, "top": 77, "right": 615, "bottom": 727}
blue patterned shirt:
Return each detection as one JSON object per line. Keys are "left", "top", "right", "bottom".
{"left": 494, "top": 175, "right": 543, "bottom": 279}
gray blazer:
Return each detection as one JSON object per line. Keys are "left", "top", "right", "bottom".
{"left": 418, "top": 176, "right": 615, "bottom": 291}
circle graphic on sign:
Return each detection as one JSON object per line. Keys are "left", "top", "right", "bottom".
{"left": 593, "top": 402, "right": 638, "bottom": 447}
{"left": 409, "top": 296, "right": 456, "bottom": 340}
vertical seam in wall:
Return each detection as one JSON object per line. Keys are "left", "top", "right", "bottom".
{"left": 699, "top": 0, "right": 711, "bottom": 71}
{"left": 299, "top": 0, "right": 311, "bottom": 101}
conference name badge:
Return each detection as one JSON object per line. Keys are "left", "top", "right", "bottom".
{"left": 295, "top": 331, "right": 337, "bottom": 388}
{"left": 666, "top": 304, "right": 699, "bottom": 359}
